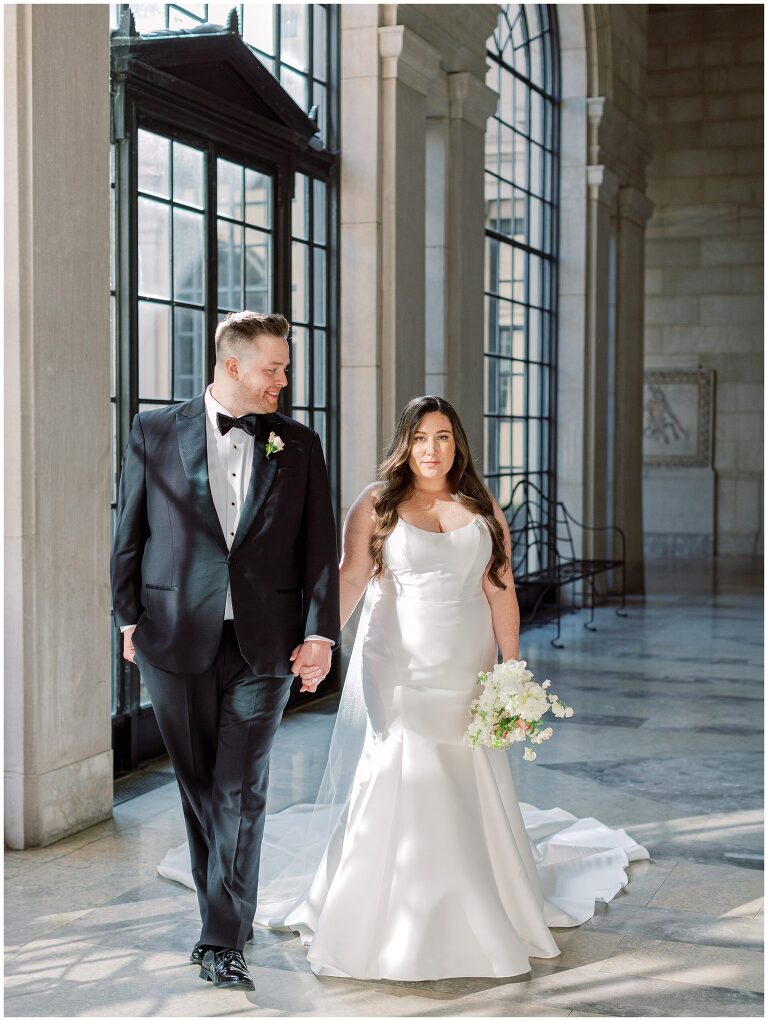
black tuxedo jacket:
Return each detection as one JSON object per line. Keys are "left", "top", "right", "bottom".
{"left": 110, "top": 394, "right": 340, "bottom": 676}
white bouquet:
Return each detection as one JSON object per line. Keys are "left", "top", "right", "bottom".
{"left": 465, "top": 658, "right": 573, "bottom": 760}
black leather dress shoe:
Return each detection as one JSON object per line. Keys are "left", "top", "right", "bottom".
{"left": 199, "top": 948, "right": 255, "bottom": 991}
{"left": 189, "top": 942, "right": 220, "bottom": 965}
{"left": 190, "top": 927, "right": 254, "bottom": 964}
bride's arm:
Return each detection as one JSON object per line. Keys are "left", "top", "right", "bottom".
{"left": 339, "top": 482, "right": 382, "bottom": 630}
{"left": 482, "top": 499, "right": 521, "bottom": 662}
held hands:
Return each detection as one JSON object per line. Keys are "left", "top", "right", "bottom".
{"left": 122, "top": 626, "right": 137, "bottom": 664}
{"left": 290, "top": 639, "right": 332, "bottom": 693}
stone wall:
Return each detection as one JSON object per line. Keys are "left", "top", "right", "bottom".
{"left": 644, "top": 4, "right": 763, "bottom": 556}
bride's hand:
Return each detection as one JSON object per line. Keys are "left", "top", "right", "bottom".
{"left": 515, "top": 719, "right": 533, "bottom": 733}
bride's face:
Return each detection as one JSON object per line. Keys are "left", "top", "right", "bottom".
{"left": 408, "top": 412, "right": 455, "bottom": 483}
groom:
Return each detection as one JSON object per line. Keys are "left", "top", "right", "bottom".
{"left": 110, "top": 311, "right": 339, "bottom": 991}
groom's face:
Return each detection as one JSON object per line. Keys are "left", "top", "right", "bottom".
{"left": 233, "top": 334, "right": 290, "bottom": 413}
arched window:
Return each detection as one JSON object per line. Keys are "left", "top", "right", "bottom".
{"left": 483, "top": 5, "right": 559, "bottom": 514}
{"left": 109, "top": 4, "right": 339, "bottom": 770}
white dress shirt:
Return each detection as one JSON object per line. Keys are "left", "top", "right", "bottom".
{"left": 122, "top": 385, "right": 333, "bottom": 646}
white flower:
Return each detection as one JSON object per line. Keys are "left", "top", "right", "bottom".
{"left": 564, "top": 706, "right": 574, "bottom": 717}
{"left": 542, "top": 678, "right": 551, "bottom": 689}
{"left": 523, "top": 747, "right": 537, "bottom": 761}
{"left": 265, "top": 432, "right": 284, "bottom": 458}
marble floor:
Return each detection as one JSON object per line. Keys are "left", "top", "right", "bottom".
{"left": 5, "top": 555, "right": 764, "bottom": 1018}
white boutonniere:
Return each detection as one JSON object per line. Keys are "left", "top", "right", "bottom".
{"left": 265, "top": 432, "right": 285, "bottom": 459}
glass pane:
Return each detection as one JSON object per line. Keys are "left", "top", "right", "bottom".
{"left": 291, "top": 325, "right": 310, "bottom": 405}
{"left": 218, "top": 220, "right": 243, "bottom": 310}
{"left": 207, "top": 4, "right": 235, "bottom": 28}
{"left": 138, "top": 197, "right": 170, "bottom": 299}
{"left": 313, "top": 178, "right": 326, "bottom": 244}
{"left": 173, "top": 306, "right": 204, "bottom": 400}
{"left": 314, "top": 329, "right": 326, "bottom": 406}
{"left": 173, "top": 142, "right": 204, "bottom": 208}
{"left": 511, "top": 302, "right": 526, "bottom": 359}
{"left": 292, "top": 407, "right": 310, "bottom": 428}
{"left": 513, "top": 189, "right": 527, "bottom": 243}
{"left": 484, "top": 172, "right": 499, "bottom": 233}
{"left": 485, "top": 118, "right": 500, "bottom": 179}
{"left": 498, "top": 64, "right": 512, "bottom": 126}
{"left": 292, "top": 173, "right": 309, "bottom": 239}
{"left": 529, "top": 253, "right": 542, "bottom": 307}
{"left": 242, "top": 2, "right": 274, "bottom": 53}
{"left": 138, "top": 300, "right": 171, "bottom": 399}
{"left": 217, "top": 159, "right": 243, "bottom": 220}
{"left": 530, "top": 89, "right": 543, "bottom": 145}
{"left": 498, "top": 474, "right": 513, "bottom": 509}
{"left": 292, "top": 241, "right": 309, "bottom": 322}
{"left": 511, "top": 361, "right": 525, "bottom": 414}
{"left": 281, "top": 65, "right": 308, "bottom": 113}
{"left": 498, "top": 242, "right": 513, "bottom": 301}
{"left": 485, "top": 357, "right": 499, "bottom": 414}
{"left": 281, "top": 3, "right": 309, "bottom": 71}
{"left": 494, "top": 179, "right": 512, "bottom": 236}
{"left": 313, "top": 4, "right": 327, "bottom": 81}
{"left": 529, "top": 361, "right": 542, "bottom": 418}
{"left": 530, "top": 143, "right": 544, "bottom": 199}
{"left": 314, "top": 409, "right": 327, "bottom": 456}
{"left": 513, "top": 77, "right": 528, "bottom": 136}
{"left": 313, "top": 247, "right": 326, "bottom": 326}
{"left": 485, "top": 295, "right": 498, "bottom": 354}
{"left": 244, "top": 227, "right": 271, "bottom": 312}
{"left": 513, "top": 133, "right": 528, "bottom": 192}
{"left": 531, "top": 196, "right": 544, "bottom": 250}
{"left": 313, "top": 80, "right": 327, "bottom": 139}
{"left": 244, "top": 169, "right": 271, "bottom": 229}
{"left": 169, "top": 7, "right": 202, "bottom": 30}
{"left": 173, "top": 208, "right": 204, "bottom": 304}
{"left": 498, "top": 122, "right": 513, "bottom": 182}
{"left": 529, "top": 306, "right": 543, "bottom": 362}
{"left": 529, "top": 34, "right": 544, "bottom": 90}
{"left": 138, "top": 129, "right": 170, "bottom": 199}
{"left": 498, "top": 299, "right": 513, "bottom": 355}
{"left": 528, "top": 417, "right": 541, "bottom": 473}
{"left": 512, "top": 419, "right": 524, "bottom": 470}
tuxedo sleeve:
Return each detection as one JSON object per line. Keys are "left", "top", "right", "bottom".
{"left": 110, "top": 414, "right": 150, "bottom": 629}
{"left": 300, "top": 432, "right": 340, "bottom": 649}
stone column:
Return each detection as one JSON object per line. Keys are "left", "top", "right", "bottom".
{"left": 340, "top": 5, "right": 383, "bottom": 522}
{"left": 443, "top": 71, "right": 499, "bottom": 466}
{"left": 584, "top": 154, "right": 620, "bottom": 559}
{"left": 5, "top": 5, "right": 113, "bottom": 847}
{"left": 378, "top": 24, "right": 441, "bottom": 441}
{"left": 616, "top": 185, "right": 654, "bottom": 591}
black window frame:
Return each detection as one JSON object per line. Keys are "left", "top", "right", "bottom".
{"left": 483, "top": 3, "right": 560, "bottom": 575}
{"left": 109, "top": 9, "right": 340, "bottom": 772}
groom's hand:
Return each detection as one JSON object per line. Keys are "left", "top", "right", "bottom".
{"left": 122, "top": 625, "right": 137, "bottom": 664}
{"left": 290, "top": 640, "right": 332, "bottom": 693}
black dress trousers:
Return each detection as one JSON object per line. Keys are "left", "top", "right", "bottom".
{"left": 138, "top": 621, "right": 293, "bottom": 951}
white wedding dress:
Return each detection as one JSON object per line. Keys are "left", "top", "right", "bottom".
{"left": 157, "top": 513, "right": 649, "bottom": 980}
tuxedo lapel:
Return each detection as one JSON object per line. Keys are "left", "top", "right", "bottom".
{"left": 231, "top": 427, "right": 277, "bottom": 554}
{"left": 175, "top": 396, "right": 228, "bottom": 554}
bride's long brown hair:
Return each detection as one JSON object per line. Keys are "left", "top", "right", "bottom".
{"left": 370, "top": 396, "right": 509, "bottom": 589}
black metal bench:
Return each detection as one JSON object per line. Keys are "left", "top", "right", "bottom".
{"left": 506, "top": 478, "right": 627, "bottom": 647}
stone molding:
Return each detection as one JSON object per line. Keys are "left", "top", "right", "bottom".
{"left": 447, "top": 71, "right": 498, "bottom": 130}
{"left": 587, "top": 93, "right": 654, "bottom": 190}
{"left": 378, "top": 24, "right": 442, "bottom": 95}
{"left": 587, "top": 163, "right": 620, "bottom": 206}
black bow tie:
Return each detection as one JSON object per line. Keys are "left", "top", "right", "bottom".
{"left": 216, "top": 412, "right": 262, "bottom": 437}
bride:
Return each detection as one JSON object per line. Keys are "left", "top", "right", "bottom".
{"left": 158, "top": 395, "right": 649, "bottom": 981}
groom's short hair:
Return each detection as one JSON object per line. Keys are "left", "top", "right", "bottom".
{"left": 215, "top": 311, "right": 290, "bottom": 363}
